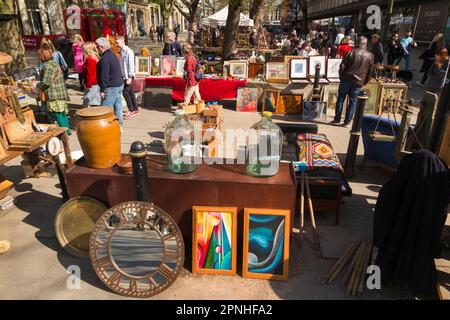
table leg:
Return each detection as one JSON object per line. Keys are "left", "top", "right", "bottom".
{"left": 59, "top": 132, "right": 73, "bottom": 169}
{"left": 304, "top": 173, "right": 322, "bottom": 255}
{"left": 299, "top": 171, "right": 305, "bottom": 244}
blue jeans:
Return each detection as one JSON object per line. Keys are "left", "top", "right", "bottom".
{"left": 334, "top": 80, "right": 362, "bottom": 124}
{"left": 395, "top": 54, "right": 411, "bottom": 71}
{"left": 102, "top": 85, "right": 124, "bottom": 127}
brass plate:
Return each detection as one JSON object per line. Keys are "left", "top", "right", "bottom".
{"left": 55, "top": 197, "right": 108, "bottom": 258}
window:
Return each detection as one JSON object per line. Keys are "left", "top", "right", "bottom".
{"left": 25, "top": 0, "right": 43, "bottom": 35}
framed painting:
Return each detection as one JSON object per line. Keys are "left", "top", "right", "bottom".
{"left": 229, "top": 60, "right": 248, "bottom": 79}
{"left": 262, "top": 89, "right": 280, "bottom": 113}
{"left": 236, "top": 87, "right": 261, "bottom": 112}
{"left": 302, "top": 101, "right": 327, "bottom": 121}
{"left": 363, "top": 81, "right": 380, "bottom": 115}
{"left": 135, "top": 56, "right": 151, "bottom": 76}
{"left": 242, "top": 208, "right": 290, "bottom": 280}
{"left": 160, "top": 55, "right": 176, "bottom": 76}
{"left": 308, "top": 56, "right": 326, "bottom": 79}
{"left": 176, "top": 58, "right": 186, "bottom": 77}
{"left": 323, "top": 83, "right": 340, "bottom": 111}
{"left": 192, "top": 206, "right": 237, "bottom": 275}
{"left": 289, "top": 58, "right": 308, "bottom": 80}
{"left": 284, "top": 55, "right": 299, "bottom": 64}
{"left": 266, "top": 62, "right": 289, "bottom": 83}
{"left": 275, "top": 94, "right": 303, "bottom": 114}
{"left": 326, "top": 58, "right": 342, "bottom": 81}
{"left": 378, "top": 83, "right": 407, "bottom": 115}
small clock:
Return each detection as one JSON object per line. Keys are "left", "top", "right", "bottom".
{"left": 46, "top": 137, "right": 61, "bottom": 156}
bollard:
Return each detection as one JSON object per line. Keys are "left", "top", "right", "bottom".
{"left": 129, "top": 141, "right": 150, "bottom": 202}
{"left": 344, "top": 91, "right": 368, "bottom": 177}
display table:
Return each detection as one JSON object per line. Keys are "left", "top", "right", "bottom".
{"left": 144, "top": 77, "right": 247, "bottom": 101}
{"left": 64, "top": 156, "right": 296, "bottom": 239}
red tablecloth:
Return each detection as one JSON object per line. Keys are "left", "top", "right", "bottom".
{"left": 145, "top": 77, "right": 247, "bottom": 101}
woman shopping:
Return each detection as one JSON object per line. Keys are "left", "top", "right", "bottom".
{"left": 183, "top": 44, "right": 201, "bottom": 104}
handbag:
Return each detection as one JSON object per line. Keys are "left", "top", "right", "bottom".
{"left": 40, "top": 66, "right": 62, "bottom": 102}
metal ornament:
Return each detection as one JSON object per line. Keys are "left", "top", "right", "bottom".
{"left": 89, "top": 201, "right": 185, "bottom": 298}
{"left": 46, "top": 137, "right": 62, "bottom": 156}
{"left": 55, "top": 196, "right": 108, "bottom": 258}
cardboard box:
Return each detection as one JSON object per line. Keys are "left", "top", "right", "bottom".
{"left": 203, "top": 105, "right": 223, "bottom": 117}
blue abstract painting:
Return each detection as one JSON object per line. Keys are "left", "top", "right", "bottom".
{"left": 247, "top": 214, "right": 285, "bottom": 275}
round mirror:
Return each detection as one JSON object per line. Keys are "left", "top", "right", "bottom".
{"left": 90, "top": 201, "right": 185, "bottom": 298}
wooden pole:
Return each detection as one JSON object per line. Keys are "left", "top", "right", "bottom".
{"left": 299, "top": 171, "right": 305, "bottom": 244}
{"left": 304, "top": 172, "right": 321, "bottom": 255}
{"left": 325, "top": 240, "right": 359, "bottom": 284}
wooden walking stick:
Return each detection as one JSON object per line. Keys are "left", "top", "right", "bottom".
{"left": 349, "top": 240, "right": 369, "bottom": 296}
{"left": 341, "top": 241, "right": 364, "bottom": 288}
{"left": 304, "top": 172, "right": 321, "bottom": 255}
{"left": 357, "top": 241, "right": 373, "bottom": 296}
{"left": 299, "top": 171, "right": 305, "bottom": 244}
{"left": 324, "top": 241, "right": 359, "bottom": 284}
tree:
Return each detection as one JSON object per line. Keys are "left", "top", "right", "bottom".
{"left": 150, "top": 0, "right": 175, "bottom": 33}
{"left": 0, "top": 9, "right": 27, "bottom": 74}
{"left": 222, "top": 0, "right": 243, "bottom": 60}
{"left": 173, "top": 0, "right": 201, "bottom": 31}
{"left": 249, "top": 0, "right": 263, "bottom": 29}
{"left": 300, "top": 0, "right": 307, "bottom": 32}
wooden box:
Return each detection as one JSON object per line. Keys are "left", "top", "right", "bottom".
{"left": 203, "top": 105, "right": 223, "bottom": 117}
{"left": 0, "top": 175, "right": 13, "bottom": 200}
{"left": 178, "top": 103, "right": 197, "bottom": 114}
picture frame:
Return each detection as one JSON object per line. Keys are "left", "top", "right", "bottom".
{"left": 362, "top": 81, "right": 380, "bottom": 115}
{"left": 160, "top": 55, "right": 177, "bottom": 76}
{"left": 229, "top": 60, "right": 248, "bottom": 79}
{"left": 242, "top": 208, "right": 291, "bottom": 280}
{"left": 378, "top": 83, "right": 407, "bottom": 115}
{"left": 236, "top": 87, "right": 261, "bottom": 112}
{"left": 275, "top": 94, "right": 303, "bottom": 114}
{"left": 322, "top": 83, "right": 340, "bottom": 111}
{"left": 192, "top": 206, "right": 238, "bottom": 275}
{"left": 135, "top": 56, "right": 151, "bottom": 76}
{"left": 302, "top": 101, "right": 327, "bottom": 121}
{"left": 175, "top": 58, "right": 186, "bottom": 77}
{"left": 289, "top": 58, "right": 308, "bottom": 80}
{"left": 262, "top": 89, "right": 280, "bottom": 113}
{"left": 326, "top": 58, "right": 342, "bottom": 81}
{"left": 266, "top": 62, "right": 289, "bottom": 83}
{"left": 308, "top": 56, "right": 326, "bottom": 78}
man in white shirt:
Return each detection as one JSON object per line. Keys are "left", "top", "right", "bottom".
{"left": 334, "top": 27, "right": 345, "bottom": 45}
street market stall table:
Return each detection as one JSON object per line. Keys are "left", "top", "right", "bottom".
{"left": 64, "top": 155, "right": 296, "bottom": 240}
{"left": 144, "top": 77, "right": 247, "bottom": 101}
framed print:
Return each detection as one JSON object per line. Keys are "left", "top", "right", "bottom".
{"left": 176, "top": 58, "right": 186, "bottom": 77}
{"left": 242, "top": 208, "right": 290, "bottom": 280}
{"left": 275, "top": 94, "right": 303, "bottom": 114}
{"left": 229, "top": 60, "right": 248, "bottom": 79}
{"left": 362, "top": 81, "right": 380, "bottom": 115}
{"left": 266, "top": 62, "right": 289, "bottom": 83}
{"left": 192, "top": 206, "right": 237, "bottom": 275}
{"left": 302, "top": 101, "right": 327, "bottom": 121}
{"left": 326, "top": 58, "right": 342, "bottom": 81}
{"left": 236, "top": 87, "right": 261, "bottom": 112}
{"left": 262, "top": 89, "right": 280, "bottom": 113}
{"left": 135, "top": 56, "right": 151, "bottom": 76}
{"left": 378, "top": 83, "right": 407, "bottom": 115}
{"left": 160, "top": 55, "right": 176, "bottom": 76}
{"left": 289, "top": 58, "right": 308, "bottom": 80}
{"left": 308, "top": 56, "right": 326, "bottom": 78}
{"left": 323, "top": 83, "right": 340, "bottom": 111}
{"left": 284, "top": 55, "right": 299, "bottom": 63}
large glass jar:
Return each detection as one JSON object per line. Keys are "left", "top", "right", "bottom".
{"left": 246, "top": 112, "right": 283, "bottom": 177}
{"left": 164, "top": 110, "right": 199, "bottom": 173}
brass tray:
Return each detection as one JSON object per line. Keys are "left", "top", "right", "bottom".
{"left": 55, "top": 196, "right": 108, "bottom": 258}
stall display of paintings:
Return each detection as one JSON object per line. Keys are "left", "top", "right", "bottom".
{"left": 160, "top": 55, "right": 177, "bottom": 76}
{"left": 229, "top": 61, "right": 248, "bottom": 79}
{"left": 289, "top": 58, "right": 308, "bottom": 83}
{"left": 135, "top": 56, "right": 151, "bottom": 76}
{"left": 236, "top": 87, "right": 261, "bottom": 112}
{"left": 176, "top": 58, "right": 186, "bottom": 77}
{"left": 242, "top": 208, "right": 290, "bottom": 280}
{"left": 262, "top": 89, "right": 280, "bottom": 113}
{"left": 266, "top": 62, "right": 289, "bottom": 83}
{"left": 275, "top": 95, "right": 303, "bottom": 114}
{"left": 326, "top": 58, "right": 342, "bottom": 82}
{"left": 302, "top": 101, "right": 327, "bottom": 121}
{"left": 308, "top": 56, "right": 327, "bottom": 82}
{"left": 192, "top": 206, "right": 237, "bottom": 275}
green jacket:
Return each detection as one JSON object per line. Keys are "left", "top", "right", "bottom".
{"left": 40, "top": 60, "right": 69, "bottom": 102}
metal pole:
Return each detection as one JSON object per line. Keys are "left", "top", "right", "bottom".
{"left": 130, "top": 141, "right": 150, "bottom": 202}
{"left": 344, "top": 91, "right": 368, "bottom": 177}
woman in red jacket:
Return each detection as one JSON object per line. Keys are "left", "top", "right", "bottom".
{"left": 183, "top": 44, "right": 201, "bottom": 104}
{"left": 82, "top": 42, "right": 101, "bottom": 106}
{"left": 336, "top": 37, "right": 353, "bottom": 59}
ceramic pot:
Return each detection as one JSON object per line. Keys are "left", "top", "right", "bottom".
{"left": 76, "top": 107, "right": 120, "bottom": 168}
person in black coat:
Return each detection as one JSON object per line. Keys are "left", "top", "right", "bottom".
{"left": 373, "top": 150, "right": 449, "bottom": 298}
{"left": 417, "top": 33, "right": 446, "bottom": 86}
{"left": 162, "top": 32, "right": 182, "bottom": 57}
{"left": 387, "top": 33, "right": 401, "bottom": 65}
{"left": 371, "top": 34, "right": 384, "bottom": 65}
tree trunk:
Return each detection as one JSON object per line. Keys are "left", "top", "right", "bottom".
{"left": 162, "top": 0, "right": 174, "bottom": 34}
{"left": 0, "top": 19, "right": 27, "bottom": 74}
{"left": 249, "top": 0, "right": 264, "bottom": 30}
{"left": 222, "top": 0, "right": 243, "bottom": 60}
{"left": 300, "top": 0, "right": 308, "bottom": 33}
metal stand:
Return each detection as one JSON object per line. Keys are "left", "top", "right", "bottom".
{"left": 344, "top": 91, "right": 368, "bottom": 177}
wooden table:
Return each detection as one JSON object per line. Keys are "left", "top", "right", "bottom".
{"left": 65, "top": 156, "right": 297, "bottom": 240}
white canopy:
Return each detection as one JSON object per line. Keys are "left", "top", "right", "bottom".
{"left": 201, "top": 6, "right": 254, "bottom": 27}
